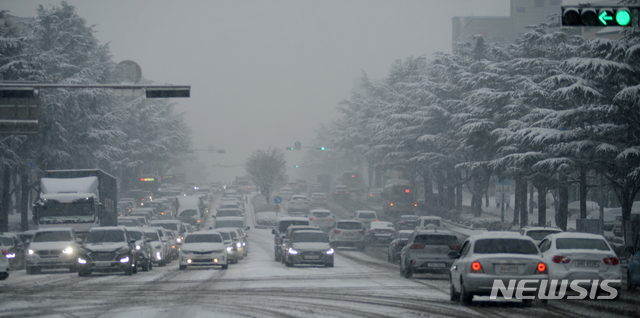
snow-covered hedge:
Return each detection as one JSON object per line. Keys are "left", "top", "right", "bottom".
{"left": 255, "top": 212, "right": 278, "bottom": 226}
{"left": 251, "top": 194, "right": 271, "bottom": 213}
{"left": 459, "top": 216, "right": 512, "bottom": 231}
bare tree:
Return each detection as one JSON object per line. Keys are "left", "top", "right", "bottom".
{"left": 245, "top": 147, "right": 286, "bottom": 205}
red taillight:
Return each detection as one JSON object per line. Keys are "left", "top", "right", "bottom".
{"left": 358, "top": 230, "right": 365, "bottom": 235}
{"left": 334, "top": 229, "right": 341, "bottom": 234}
{"left": 415, "top": 202, "right": 418, "bottom": 207}
{"left": 552, "top": 255, "right": 571, "bottom": 264}
{"left": 449, "top": 244, "right": 462, "bottom": 250}
{"left": 409, "top": 243, "right": 425, "bottom": 249}
{"left": 370, "top": 194, "right": 373, "bottom": 196}
{"left": 346, "top": 191, "right": 349, "bottom": 194}
{"left": 309, "top": 218, "right": 316, "bottom": 221}
{"left": 471, "top": 261, "right": 484, "bottom": 273}
{"left": 327, "top": 218, "right": 333, "bottom": 221}
{"left": 334, "top": 191, "right": 338, "bottom": 194}
{"left": 1, "top": 250, "right": 6, "bottom": 255}
{"left": 370, "top": 230, "right": 377, "bottom": 234}
{"left": 536, "top": 262, "right": 547, "bottom": 274}
{"left": 603, "top": 257, "right": 620, "bottom": 265}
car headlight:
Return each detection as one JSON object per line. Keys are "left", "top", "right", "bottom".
{"left": 62, "top": 247, "right": 73, "bottom": 255}
{"left": 326, "top": 248, "right": 335, "bottom": 255}
{"left": 28, "top": 249, "right": 34, "bottom": 255}
{"left": 5, "top": 253, "right": 15, "bottom": 259}
{"left": 288, "top": 248, "right": 298, "bottom": 255}
{"left": 176, "top": 237, "right": 182, "bottom": 243}
{"left": 78, "top": 257, "right": 87, "bottom": 264}
{"left": 242, "top": 242, "right": 246, "bottom": 246}
{"left": 226, "top": 246, "right": 233, "bottom": 252}
{"left": 236, "top": 242, "right": 242, "bottom": 248}
{"left": 136, "top": 245, "right": 141, "bottom": 251}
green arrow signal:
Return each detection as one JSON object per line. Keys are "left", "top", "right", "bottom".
{"left": 599, "top": 11, "right": 613, "bottom": 25}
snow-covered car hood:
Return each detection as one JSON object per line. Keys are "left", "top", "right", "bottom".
{"left": 83, "top": 242, "right": 130, "bottom": 252}
{"left": 29, "top": 241, "right": 75, "bottom": 251}
{"left": 180, "top": 243, "right": 225, "bottom": 252}
{"left": 292, "top": 242, "right": 330, "bottom": 251}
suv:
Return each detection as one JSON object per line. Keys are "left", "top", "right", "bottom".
{"left": 77, "top": 227, "right": 139, "bottom": 276}
{"left": 288, "top": 195, "right": 310, "bottom": 214}
{"left": 272, "top": 217, "right": 310, "bottom": 262}
{"left": 25, "top": 228, "right": 80, "bottom": 274}
{"left": 399, "top": 226, "right": 460, "bottom": 278}
{"left": 329, "top": 220, "right": 366, "bottom": 251}
{"left": 415, "top": 216, "right": 443, "bottom": 230}
{"left": 355, "top": 210, "right": 377, "bottom": 229}
{"left": 309, "top": 209, "right": 335, "bottom": 231}
{"left": 309, "top": 192, "right": 328, "bottom": 206}
{"left": 519, "top": 226, "right": 563, "bottom": 245}
{"left": 143, "top": 227, "right": 169, "bottom": 266}
{"left": 333, "top": 185, "right": 350, "bottom": 200}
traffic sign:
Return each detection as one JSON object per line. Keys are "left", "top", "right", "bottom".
{"left": 274, "top": 204, "right": 281, "bottom": 212}
{"left": 294, "top": 141, "right": 301, "bottom": 148}
{"left": 274, "top": 196, "right": 282, "bottom": 204}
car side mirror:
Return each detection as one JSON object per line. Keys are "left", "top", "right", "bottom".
{"left": 625, "top": 246, "right": 635, "bottom": 254}
{"left": 272, "top": 229, "right": 276, "bottom": 235}
{"left": 447, "top": 250, "right": 460, "bottom": 259}
{"left": 246, "top": 226, "right": 250, "bottom": 230}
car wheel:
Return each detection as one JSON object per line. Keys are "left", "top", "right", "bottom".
{"left": 403, "top": 266, "right": 413, "bottom": 279}
{"left": 148, "top": 260, "right": 153, "bottom": 271}
{"left": 275, "top": 250, "right": 281, "bottom": 262}
{"left": 78, "top": 268, "right": 91, "bottom": 277}
{"left": 460, "top": 281, "right": 473, "bottom": 305}
{"left": 26, "top": 266, "right": 39, "bottom": 275}
{"left": 179, "top": 265, "right": 186, "bottom": 270}
{"left": 285, "top": 260, "right": 293, "bottom": 267}
{"left": 628, "top": 271, "right": 636, "bottom": 291}
{"left": 325, "top": 262, "right": 334, "bottom": 268}
{"left": 124, "top": 259, "right": 133, "bottom": 276}
{"left": 450, "top": 279, "right": 460, "bottom": 301}
{"left": 69, "top": 264, "right": 77, "bottom": 273}
{"left": 221, "top": 263, "right": 228, "bottom": 270}
{"left": 142, "top": 259, "right": 149, "bottom": 271}
{"left": 132, "top": 260, "right": 138, "bottom": 274}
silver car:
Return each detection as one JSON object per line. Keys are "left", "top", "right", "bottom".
{"left": 285, "top": 230, "right": 334, "bottom": 267}
{"left": 142, "top": 227, "right": 169, "bottom": 266}
{"left": 309, "top": 209, "right": 335, "bottom": 231}
{"left": 329, "top": 220, "right": 366, "bottom": 251}
{"left": 449, "top": 232, "right": 548, "bottom": 305}
{"left": 399, "top": 227, "right": 459, "bottom": 278}
{"left": 26, "top": 228, "right": 81, "bottom": 274}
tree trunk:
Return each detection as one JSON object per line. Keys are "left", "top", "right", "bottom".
{"left": 537, "top": 185, "right": 547, "bottom": 226}
{"left": 579, "top": 168, "right": 587, "bottom": 219}
{"left": 529, "top": 181, "right": 534, "bottom": 214}
{"left": 557, "top": 173, "right": 569, "bottom": 231}
{"left": 513, "top": 178, "right": 520, "bottom": 226}
{"left": 20, "top": 170, "right": 30, "bottom": 231}
{"left": 0, "top": 168, "right": 11, "bottom": 232}
{"left": 456, "top": 171, "right": 463, "bottom": 211}
{"left": 519, "top": 178, "right": 528, "bottom": 228}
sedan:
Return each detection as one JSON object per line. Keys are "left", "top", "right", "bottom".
{"left": 285, "top": 230, "right": 334, "bottom": 267}
{"left": 388, "top": 230, "right": 414, "bottom": 263}
{"left": 449, "top": 232, "right": 548, "bottom": 306}
{"left": 179, "top": 231, "right": 228, "bottom": 270}
{"left": 539, "top": 232, "right": 621, "bottom": 296}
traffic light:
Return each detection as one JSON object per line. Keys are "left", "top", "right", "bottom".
{"left": 317, "top": 146, "right": 325, "bottom": 151}
{"left": 562, "top": 6, "right": 634, "bottom": 26}
{"left": 286, "top": 147, "right": 295, "bottom": 150}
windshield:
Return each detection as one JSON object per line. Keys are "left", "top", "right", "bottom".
{"left": 414, "top": 235, "right": 458, "bottom": 245}
{"left": 279, "top": 221, "right": 309, "bottom": 233}
{"left": 184, "top": 234, "right": 222, "bottom": 243}
{"left": 312, "top": 212, "right": 331, "bottom": 218}
{"left": 215, "top": 220, "right": 244, "bottom": 229}
{"left": 118, "top": 219, "right": 138, "bottom": 226}
{"left": 219, "top": 232, "right": 231, "bottom": 241}
{"left": 38, "top": 200, "right": 94, "bottom": 223}
{"left": 154, "top": 223, "right": 179, "bottom": 231}
{"left": 337, "top": 222, "right": 362, "bottom": 230}
{"left": 179, "top": 209, "right": 198, "bottom": 218}
{"left": 217, "top": 210, "right": 242, "bottom": 217}
{"left": 556, "top": 238, "right": 610, "bottom": 251}
{"left": 228, "top": 231, "right": 238, "bottom": 239}
{"left": 0, "top": 237, "right": 13, "bottom": 246}
{"left": 144, "top": 232, "right": 159, "bottom": 241}
{"left": 358, "top": 212, "right": 376, "bottom": 218}
{"left": 128, "top": 231, "right": 143, "bottom": 240}
{"left": 292, "top": 232, "right": 329, "bottom": 243}
{"left": 33, "top": 231, "right": 73, "bottom": 242}
{"left": 526, "top": 230, "right": 561, "bottom": 241}
{"left": 474, "top": 239, "right": 538, "bottom": 255}
{"left": 421, "top": 219, "right": 441, "bottom": 227}
{"left": 399, "top": 232, "right": 412, "bottom": 239}
{"left": 86, "top": 230, "right": 125, "bottom": 244}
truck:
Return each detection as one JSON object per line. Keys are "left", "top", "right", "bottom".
{"left": 33, "top": 169, "right": 118, "bottom": 236}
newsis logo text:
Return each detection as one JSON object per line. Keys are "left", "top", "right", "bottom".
{"left": 490, "top": 279, "right": 620, "bottom": 300}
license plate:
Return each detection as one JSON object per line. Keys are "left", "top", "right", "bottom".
{"left": 343, "top": 232, "right": 356, "bottom": 237}
{"left": 96, "top": 263, "right": 112, "bottom": 267}
{"left": 427, "top": 263, "right": 446, "bottom": 268}
{"left": 574, "top": 261, "right": 599, "bottom": 268}
{"left": 305, "top": 255, "right": 320, "bottom": 260}
{"left": 499, "top": 265, "right": 519, "bottom": 273}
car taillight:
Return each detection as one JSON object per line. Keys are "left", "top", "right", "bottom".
{"left": 309, "top": 218, "right": 316, "bottom": 221}
{"left": 358, "top": 230, "right": 365, "bottom": 235}
{"left": 536, "top": 262, "right": 547, "bottom": 274}
{"left": 327, "top": 218, "right": 333, "bottom": 221}
{"left": 552, "top": 255, "right": 571, "bottom": 264}
{"left": 1, "top": 250, "right": 6, "bottom": 255}
{"left": 603, "top": 257, "right": 619, "bottom": 265}
{"left": 471, "top": 261, "right": 484, "bottom": 273}
{"left": 346, "top": 191, "right": 349, "bottom": 194}
{"left": 370, "top": 194, "right": 373, "bottom": 196}
{"left": 409, "top": 243, "right": 425, "bottom": 249}
{"left": 334, "top": 229, "right": 341, "bottom": 234}
{"left": 415, "top": 202, "right": 417, "bottom": 207}
{"left": 334, "top": 191, "right": 338, "bottom": 194}
{"left": 370, "top": 230, "right": 377, "bottom": 234}
{"left": 448, "top": 244, "right": 461, "bottom": 250}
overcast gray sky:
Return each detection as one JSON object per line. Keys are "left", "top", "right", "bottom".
{"left": 2, "top": 0, "right": 510, "bottom": 181}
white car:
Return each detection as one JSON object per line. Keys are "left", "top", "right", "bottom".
{"left": 449, "top": 232, "right": 548, "bottom": 305}
{"left": 354, "top": 210, "right": 377, "bottom": 229}
{"left": 278, "top": 188, "right": 294, "bottom": 201}
{"left": 179, "top": 231, "right": 228, "bottom": 270}
{"left": 288, "top": 195, "right": 310, "bottom": 213}
{"left": 538, "top": 232, "right": 621, "bottom": 295}
{"left": 26, "top": 228, "right": 81, "bottom": 274}
{"left": 415, "top": 216, "right": 443, "bottom": 230}
{"left": 143, "top": 227, "right": 169, "bottom": 267}
{"left": 309, "top": 209, "right": 335, "bottom": 231}
{"left": 330, "top": 220, "right": 366, "bottom": 251}
{"left": 309, "top": 192, "right": 328, "bottom": 206}
{"left": 519, "top": 226, "right": 563, "bottom": 245}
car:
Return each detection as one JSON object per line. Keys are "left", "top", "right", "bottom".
{"left": 117, "top": 202, "right": 134, "bottom": 216}
{"left": 148, "top": 220, "right": 186, "bottom": 239}
{"left": 396, "top": 215, "right": 419, "bottom": 230}
{"left": 219, "top": 227, "right": 247, "bottom": 259}
{"left": 333, "top": 185, "right": 350, "bottom": 200}
{"left": 165, "top": 231, "right": 180, "bottom": 260}
{"left": 449, "top": 232, "right": 548, "bottom": 305}
{"left": 388, "top": 230, "right": 414, "bottom": 263}
{"left": 278, "top": 187, "right": 294, "bottom": 201}
{"left": 367, "top": 221, "right": 396, "bottom": 245}
{"left": 415, "top": 216, "right": 443, "bottom": 230}
{"left": 366, "top": 188, "right": 383, "bottom": 202}
{"left": 309, "top": 192, "right": 328, "bottom": 206}
{"left": 0, "top": 233, "right": 26, "bottom": 270}
{"left": 214, "top": 216, "right": 248, "bottom": 231}
{"left": 219, "top": 201, "right": 242, "bottom": 211}
{"left": 284, "top": 230, "right": 334, "bottom": 267}
{"left": 125, "top": 227, "right": 153, "bottom": 271}
{"left": 286, "top": 181, "right": 301, "bottom": 194}
{"left": 519, "top": 226, "right": 563, "bottom": 245}
{"left": 307, "top": 183, "right": 324, "bottom": 195}
{"left": 627, "top": 231, "right": 640, "bottom": 291}
{"left": 142, "top": 227, "right": 169, "bottom": 266}
{"left": 118, "top": 216, "right": 142, "bottom": 227}
{"left": 272, "top": 216, "right": 311, "bottom": 262}
{"left": 280, "top": 225, "right": 322, "bottom": 263}
{"left": 178, "top": 231, "right": 228, "bottom": 270}
{"left": 288, "top": 195, "right": 310, "bottom": 214}
{"left": 329, "top": 220, "right": 366, "bottom": 251}
{"left": 25, "top": 228, "right": 80, "bottom": 274}
{"left": 354, "top": 210, "right": 377, "bottom": 229}
{"left": 0, "top": 253, "right": 9, "bottom": 281}
{"left": 539, "top": 232, "right": 621, "bottom": 297}
{"left": 77, "top": 226, "right": 139, "bottom": 276}
{"left": 145, "top": 201, "right": 169, "bottom": 218}
{"left": 215, "top": 208, "right": 244, "bottom": 218}
{"left": 130, "top": 210, "right": 153, "bottom": 225}
{"left": 296, "top": 179, "right": 308, "bottom": 193}
{"left": 214, "top": 228, "right": 241, "bottom": 264}
{"left": 399, "top": 226, "right": 460, "bottom": 278}
{"left": 309, "top": 209, "right": 335, "bottom": 231}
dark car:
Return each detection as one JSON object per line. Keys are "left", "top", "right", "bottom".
{"left": 77, "top": 227, "right": 139, "bottom": 276}
{"left": 387, "top": 230, "right": 414, "bottom": 263}
{"left": 272, "top": 217, "right": 310, "bottom": 262}
{"left": 125, "top": 227, "right": 153, "bottom": 271}
{"left": 332, "top": 185, "right": 350, "bottom": 200}
{"left": 396, "top": 215, "right": 419, "bottom": 231}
